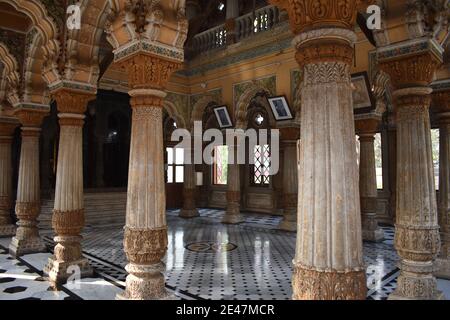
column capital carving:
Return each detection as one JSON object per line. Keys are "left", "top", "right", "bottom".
{"left": 0, "top": 117, "right": 19, "bottom": 136}
{"left": 378, "top": 40, "right": 443, "bottom": 89}
{"left": 355, "top": 117, "right": 380, "bottom": 135}
{"left": 14, "top": 109, "right": 48, "bottom": 128}
{"left": 432, "top": 90, "right": 450, "bottom": 113}
{"left": 280, "top": 127, "right": 300, "bottom": 141}
{"left": 268, "top": 0, "right": 374, "bottom": 34}
{"left": 52, "top": 88, "right": 96, "bottom": 115}
{"left": 293, "top": 28, "right": 356, "bottom": 68}
{"left": 120, "top": 54, "right": 182, "bottom": 91}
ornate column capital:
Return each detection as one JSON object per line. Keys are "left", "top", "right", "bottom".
{"left": 377, "top": 39, "right": 444, "bottom": 90}
{"left": 269, "top": 0, "right": 374, "bottom": 34}
{"left": 120, "top": 54, "right": 182, "bottom": 92}
{"left": 0, "top": 117, "right": 19, "bottom": 137}
{"left": 14, "top": 109, "right": 48, "bottom": 128}
{"left": 432, "top": 89, "right": 450, "bottom": 114}
{"left": 52, "top": 88, "right": 96, "bottom": 115}
{"left": 280, "top": 127, "right": 300, "bottom": 141}
{"left": 355, "top": 116, "right": 380, "bottom": 135}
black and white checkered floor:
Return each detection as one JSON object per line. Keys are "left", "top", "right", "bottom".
{"left": 1, "top": 208, "right": 449, "bottom": 300}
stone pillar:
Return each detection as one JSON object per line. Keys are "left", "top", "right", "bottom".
{"left": 44, "top": 89, "right": 94, "bottom": 284}
{"left": 432, "top": 88, "right": 450, "bottom": 279}
{"left": 180, "top": 140, "right": 199, "bottom": 218}
{"left": 356, "top": 117, "right": 384, "bottom": 242}
{"left": 378, "top": 39, "right": 444, "bottom": 299}
{"left": 0, "top": 118, "right": 19, "bottom": 237}
{"left": 95, "top": 132, "right": 105, "bottom": 188}
{"left": 278, "top": 127, "right": 299, "bottom": 232}
{"left": 386, "top": 116, "right": 397, "bottom": 222}
{"left": 225, "top": 0, "right": 239, "bottom": 44}
{"left": 9, "top": 110, "right": 47, "bottom": 257}
{"left": 269, "top": 0, "right": 370, "bottom": 300}
{"left": 222, "top": 140, "right": 245, "bottom": 224}
{"left": 117, "top": 54, "right": 181, "bottom": 300}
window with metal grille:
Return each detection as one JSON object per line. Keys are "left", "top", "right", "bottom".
{"left": 213, "top": 145, "right": 228, "bottom": 185}
{"left": 253, "top": 144, "right": 270, "bottom": 185}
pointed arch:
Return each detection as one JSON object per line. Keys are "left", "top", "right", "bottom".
{"left": 190, "top": 95, "right": 221, "bottom": 129}
{"left": 235, "top": 84, "right": 273, "bottom": 129}
{"left": 0, "top": 0, "right": 59, "bottom": 81}
{"left": 164, "top": 100, "right": 187, "bottom": 130}
{"left": 0, "top": 42, "right": 20, "bottom": 106}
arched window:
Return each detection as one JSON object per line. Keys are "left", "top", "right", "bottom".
{"left": 247, "top": 95, "right": 271, "bottom": 187}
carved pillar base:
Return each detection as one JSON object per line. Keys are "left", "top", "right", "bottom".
{"left": 361, "top": 211, "right": 384, "bottom": 242}
{"left": 389, "top": 260, "right": 444, "bottom": 300}
{"left": 222, "top": 191, "right": 244, "bottom": 224}
{"left": 44, "top": 208, "right": 93, "bottom": 284}
{"left": 9, "top": 202, "right": 45, "bottom": 257}
{"left": 9, "top": 225, "right": 46, "bottom": 257}
{"left": 117, "top": 227, "right": 171, "bottom": 300}
{"left": 44, "top": 235, "right": 93, "bottom": 284}
{"left": 179, "top": 188, "right": 199, "bottom": 218}
{"left": 117, "top": 263, "right": 173, "bottom": 300}
{"left": 179, "top": 209, "right": 199, "bottom": 218}
{"left": 278, "top": 193, "right": 297, "bottom": 232}
{"left": 0, "top": 224, "right": 16, "bottom": 237}
{"left": 435, "top": 231, "right": 450, "bottom": 279}
{"left": 389, "top": 225, "right": 443, "bottom": 300}
{"left": 292, "top": 264, "right": 367, "bottom": 300}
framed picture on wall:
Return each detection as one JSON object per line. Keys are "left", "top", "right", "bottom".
{"left": 213, "top": 106, "right": 233, "bottom": 128}
{"left": 351, "top": 72, "right": 375, "bottom": 112}
{"left": 267, "top": 96, "right": 293, "bottom": 121}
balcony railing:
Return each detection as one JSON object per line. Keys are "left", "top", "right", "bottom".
{"left": 189, "top": 5, "right": 281, "bottom": 58}
{"left": 236, "top": 5, "right": 280, "bottom": 41}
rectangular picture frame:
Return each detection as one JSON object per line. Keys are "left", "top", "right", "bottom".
{"left": 213, "top": 105, "right": 233, "bottom": 128}
{"left": 267, "top": 96, "right": 293, "bottom": 121}
{"left": 351, "top": 72, "right": 375, "bottom": 113}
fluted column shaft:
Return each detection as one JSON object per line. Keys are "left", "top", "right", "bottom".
{"left": 433, "top": 90, "right": 450, "bottom": 279}
{"left": 117, "top": 54, "right": 182, "bottom": 300}
{"left": 358, "top": 128, "right": 384, "bottom": 242}
{"left": 0, "top": 119, "right": 18, "bottom": 237}
{"left": 293, "top": 29, "right": 365, "bottom": 300}
{"left": 391, "top": 88, "right": 441, "bottom": 299}
{"left": 378, "top": 38, "right": 444, "bottom": 300}
{"left": 268, "top": 0, "right": 371, "bottom": 300}
{"left": 278, "top": 128, "right": 299, "bottom": 232}
{"left": 180, "top": 139, "right": 199, "bottom": 218}
{"left": 10, "top": 110, "right": 47, "bottom": 256}
{"left": 436, "top": 118, "right": 450, "bottom": 278}
{"left": 222, "top": 142, "right": 244, "bottom": 224}
{"left": 44, "top": 89, "right": 94, "bottom": 284}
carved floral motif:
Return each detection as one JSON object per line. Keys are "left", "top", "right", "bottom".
{"left": 292, "top": 264, "right": 367, "bottom": 300}
{"left": 124, "top": 227, "right": 168, "bottom": 265}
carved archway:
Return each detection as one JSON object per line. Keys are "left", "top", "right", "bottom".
{"left": 164, "top": 100, "right": 187, "bottom": 129}
{"left": 190, "top": 95, "right": 221, "bottom": 129}
{"left": 0, "top": 42, "right": 21, "bottom": 107}
{"left": 235, "top": 84, "right": 273, "bottom": 129}
{"left": 0, "top": 0, "right": 59, "bottom": 83}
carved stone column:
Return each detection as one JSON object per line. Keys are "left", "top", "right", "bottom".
{"left": 432, "top": 88, "right": 450, "bottom": 279}
{"left": 222, "top": 141, "right": 245, "bottom": 224}
{"left": 44, "top": 89, "right": 95, "bottom": 284}
{"left": 378, "top": 39, "right": 444, "bottom": 299}
{"left": 180, "top": 139, "right": 199, "bottom": 218}
{"left": 269, "top": 0, "right": 370, "bottom": 299}
{"left": 278, "top": 127, "right": 299, "bottom": 232}
{"left": 9, "top": 110, "right": 47, "bottom": 257}
{"left": 356, "top": 117, "right": 384, "bottom": 242}
{"left": 0, "top": 117, "right": 19, "bottom": 237}
{"left": 116, "top": 54, "right": 181, "bottom": 300}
